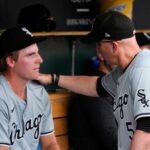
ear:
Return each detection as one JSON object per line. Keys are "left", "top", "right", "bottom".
{"left": 96, "top": 45, "right": 104, "bottom": 61}
{"left": 6, "top": 56, "right": 15, "bottom": 68}
{"left": 112, "top": 42, "right": 118, "bottom": 54}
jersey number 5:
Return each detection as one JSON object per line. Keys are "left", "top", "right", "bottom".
{"left": 126, "top": 122, "right": 134, "bottom": 140}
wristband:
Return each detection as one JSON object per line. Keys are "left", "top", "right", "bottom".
{"left": 54, "top": 74, "right": 60, "bottom": 86}
{"left": 51, "top": 73, "right": 54, "bottom": 85}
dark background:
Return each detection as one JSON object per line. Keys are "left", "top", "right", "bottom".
{"left": 0, "top": 0, "right": 99, "bottom": 31}
{"left": 133, "top": 0, "right": 150, "bottom": 29}
{"left": 0, "top": 0, "right": 149, "bottom": 31}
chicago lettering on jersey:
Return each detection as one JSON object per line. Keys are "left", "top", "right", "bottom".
{"left": 114, "top": 94, "right": 128, "bottom": 119}
{"left": 10, "top": 114, "right": 43, "bottom": 145}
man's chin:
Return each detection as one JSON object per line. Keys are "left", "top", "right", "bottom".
{"left": 31, "top": 73, "right": 40, "bottom": 80}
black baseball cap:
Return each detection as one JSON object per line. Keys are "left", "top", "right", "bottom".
{"left": 0, "top": 26, "right": 46, "bottom": 58}
{"left": 135, "top": 32, "right": 150, "bottom": 46}
{"left": 81, "top": 11, "right": 135, "bottom": 43}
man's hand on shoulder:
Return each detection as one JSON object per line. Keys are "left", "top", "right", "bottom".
{"left": 37, "top": 73, "right": 52, "bottom": 85}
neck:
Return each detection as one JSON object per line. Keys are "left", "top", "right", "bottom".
{"left": 141, "top": 45, "right": 150, "bottom": 50}
{"left": 120, "top": 49, "right": 141, "bottom": 69}
{"left": 99, "top": 61, "right": 112, "bottom": 74}
{"left": 117, "top": 37, "right": 141, "bottom": 69}
{"left": 4, "top": 73, "right": 27, "bottom": 100}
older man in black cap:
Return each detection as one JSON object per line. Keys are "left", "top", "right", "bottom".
{"left": 38, "top": 11, "right": 150, "bottom": 150}
{"left": 0, "top": 27, "right": 60, "bottom": 150}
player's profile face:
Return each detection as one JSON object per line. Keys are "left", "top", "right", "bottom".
{"left": 12, "top": 44, "right": 43, "bottom": 80}
{"left": 96, "top": 40, "right": 117, "bottom": 65}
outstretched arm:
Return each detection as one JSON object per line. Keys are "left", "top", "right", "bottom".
{"left": 130, "top": 129, "right": 150, "bottom": 150}
{"left": 37, "top": 73, "right": 99, "bottom": 97}
{"left": 0, "top": 147, "right": 9, "bottom": 150}
{"left": 40, "top": 133, "right": 60, "bottom": 150}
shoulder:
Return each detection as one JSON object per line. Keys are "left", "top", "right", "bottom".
{"left": 27, "top": 81, "right": 49, "bottom": 98}
{"left": 0, "top": 93, "right": 9, "bottom": 114}
{"left": 0, "top": 75, "right": 9, "bottom": 99}
{"left": 103, "top": 67, "right": 123, "bottom": 83}
{"left": 28, "top": 80, "right": 45, "bottom": 90}
{"left": 135, "top": 49, "right": 150, "bottom": 66}
{"left": 27, "top": 81, "right": 47, "bottom": 94}
{"left": 0, "top": 74, "right": 5, "bottom": 85}
{"left": 129, "top": 50, "right": 150, "bottom": 76}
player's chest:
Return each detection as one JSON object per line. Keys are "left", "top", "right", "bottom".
{"left": 113, "top": 74, "right": 133, "bottom": 120}
{"left": 8, "top": 101, "right": 44, "bottom": 145}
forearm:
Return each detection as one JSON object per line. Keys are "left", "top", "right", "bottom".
{"left": 130, "top": 130, "right": 150, "bottom": 150}
{"left": 45, "top": 142, "right": 60, "bottom": 150}
{"left": 0, "top": 146, "right": 9, "bottom": 150}
{"left": 37, "top": 73, "right": 99, "bottom": 96}
{"left": 58, "top": 75, "right": 99, "bottom": 97}
{"left": 40, "top": 133, "right": 61, "bottom": 150}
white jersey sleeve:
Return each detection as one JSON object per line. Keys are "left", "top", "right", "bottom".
{"left": 0, "top": 98, "right": 10, "bottom": 147}
{"left": 130, "top": 67, "right": 150, "bottom": 121}
{"left": 27, "top": 81, "right": 54, "bottom": 136}
{"left": 40, "top": 88, "right": 54, "bottom": 135}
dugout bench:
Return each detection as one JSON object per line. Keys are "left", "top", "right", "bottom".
{"left": 49, "top": 90, "right": 72, "bottom": 150}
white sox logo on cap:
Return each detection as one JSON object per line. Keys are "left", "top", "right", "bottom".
{"left": 105, "top": 32, "right": 111, "bottom": 38}
{"left": 22, "top": 27, "right": 33, "bottom": 37}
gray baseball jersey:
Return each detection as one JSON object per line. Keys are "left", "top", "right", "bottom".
{"left": 0, "top": 75, "right": 54, "bottom": 150}
{"left": 102, "top": 49, "right": 150, "bottom": 150}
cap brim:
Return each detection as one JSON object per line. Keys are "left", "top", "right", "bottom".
{"left": 80, "top": 31, "right": 102, "bottom": 44}
{"left": 33, "top": 36, "right": 47, "bottom": 43}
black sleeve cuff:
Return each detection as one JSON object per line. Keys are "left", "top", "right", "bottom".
{"left": 136, "top": 117, "right": 150, "bottom": 133}
{"left": 96, "top": 76, "right": 111, "bottom": 97}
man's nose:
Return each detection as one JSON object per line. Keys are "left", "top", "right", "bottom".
{"left": 37, "top": 54, "right": 43, "bottom": 64}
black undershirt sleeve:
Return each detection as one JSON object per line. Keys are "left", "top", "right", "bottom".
{"left": 136, "top": 117, "right": 150, "bottom": 133}
{"left": 96, "top": 76, "right": 111, "bottom": 97}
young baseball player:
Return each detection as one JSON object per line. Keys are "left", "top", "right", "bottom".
{"left": 37, "top": 11, "right": 150, "bottom": 150}
{"left": 0, "top": 27, "right": 60, "bottom": 150}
